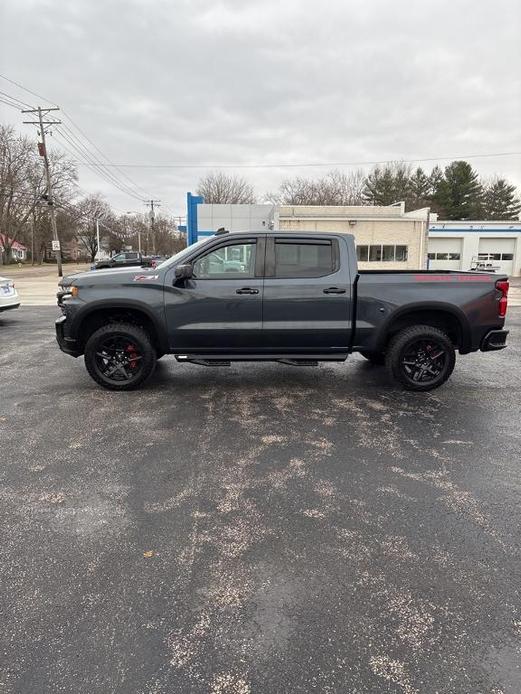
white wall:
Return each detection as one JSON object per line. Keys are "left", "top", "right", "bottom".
{"left": 197, "top": 204, "right": 276, "bottom": 233}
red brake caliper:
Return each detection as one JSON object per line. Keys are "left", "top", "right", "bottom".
{"left": 125, "top": 343, "right": 139, "bottom": 369}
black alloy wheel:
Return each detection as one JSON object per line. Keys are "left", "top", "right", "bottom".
{"left": 84, "top": 322, "right": 157, "bottom": 390}
{"left": 400, "top": 339, "right": 448, "bottom": 385}
{"left": 386, "top": 325, "right": 456, "bottom": 391}
{"left": 94, "top": 336, "right": 144, "bottom": 384}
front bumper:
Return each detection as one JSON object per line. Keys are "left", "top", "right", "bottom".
{"left": 55, "top": 315, "right": 82, "bottom": 357}
{"left": 0, "top": 301, "right": 20, "bottom": 312}
{"left": 481, "top": 329, "right": 509, "bottom": 352}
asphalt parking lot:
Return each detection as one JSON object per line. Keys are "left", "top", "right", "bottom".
{"left": 1, "top": 304, "right": 520, "bottom": 694}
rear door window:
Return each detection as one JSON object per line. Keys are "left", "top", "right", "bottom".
{"left": 273, "top": 240, "right": 335, "bottom": 278}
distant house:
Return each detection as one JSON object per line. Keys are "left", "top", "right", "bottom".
{"left": 0, "top": 234, "right": 27, "bottom": 262}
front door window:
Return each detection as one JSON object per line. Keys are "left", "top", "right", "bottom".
{"left": 192, "top": 243, "right": 256, "bottom": 279}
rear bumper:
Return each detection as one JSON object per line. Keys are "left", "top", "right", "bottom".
{"left": 0, "top": 301, "right": 20, "bottom": 312}
{"left": 480, "top": 329, "right": 508, "bottom": 352}
{"left": 55, "top": 315, "right": 82, "bottom": 357}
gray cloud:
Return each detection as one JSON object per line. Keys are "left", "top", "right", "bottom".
{"left": 1, "top": 0, "right": 520, "bottom": 215}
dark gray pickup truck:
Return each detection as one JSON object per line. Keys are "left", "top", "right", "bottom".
{"left": 56, "top": 231, "right": 509, "bottom": 391}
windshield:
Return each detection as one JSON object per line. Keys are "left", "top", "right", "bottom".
{"left": 155, "top": 238, "right": 210, "bottom": 270}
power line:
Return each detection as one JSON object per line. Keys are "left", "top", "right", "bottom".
{"left": 54, "top": 125, "right": 145, "bottom": 202}
{"left": 0, "top": 88, "right": 33, "bottom": 109}
{"left": 0, "top": 72, "right": 58, "bottom": 107}
{"left": 69, "top": 151, "right": 521, "bottom": 170}
{"left": 0, "top": 90, "right": 33, "bottom": 110}
{"left": 60, "top": 108, "right": 153, "bottom": 199}
{"left": 58, "top": 123, "right": 145, "bottom": 199}
{"left": 55, "top": 123, "right": 153, "bottom": 201}
{"left": 0, "top": 96, "right": 23, "bottom": 110}
{"left": 0, "top": 73, "right": 156, "bottom": 201}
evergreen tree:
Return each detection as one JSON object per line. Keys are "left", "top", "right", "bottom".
{"left": 483, "top": 178, "right": 521, "bottom": 219}
{"left": 408, "top": 167, "right": 432, "bottom": 209}
{"left": 432, "top": 160, "right": 483, "bottom": 219}
{"left": 429, "top": 166, "right": 444, "bottom": 191}
{"left": 362, "top": 163, "right": 411, "bottom": 206}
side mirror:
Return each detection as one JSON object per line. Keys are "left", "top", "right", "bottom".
{"left": 175, "top": 263, "right": 193, "bottom": 280}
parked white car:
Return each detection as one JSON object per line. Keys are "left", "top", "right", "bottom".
{"left": 0, "top": 276, "right": 20, "bottom": 312}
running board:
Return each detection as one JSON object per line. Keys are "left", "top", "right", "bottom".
{"left": 176, "top": 354, "right": 347, "bottom": 367}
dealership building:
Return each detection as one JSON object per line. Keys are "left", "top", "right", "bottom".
{"left": 427, "top": 220, "right": 521, "bottom": 276}
{"left": 184, "top": 193, "right": 521, "bottom": 276}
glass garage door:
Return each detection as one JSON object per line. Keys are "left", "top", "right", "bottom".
{"left": 427, "top": 239, "right": 462, "bottom": 270}
{"left": 478, "top": 238, "right": 515, "bottom": 275}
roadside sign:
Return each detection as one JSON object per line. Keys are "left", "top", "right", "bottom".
{"left": 52, "top": 240, "right": 61, "bottom": 251}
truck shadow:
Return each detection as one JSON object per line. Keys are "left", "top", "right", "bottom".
{"left": 145, "top": 357, "right": 402, "bottom": 397}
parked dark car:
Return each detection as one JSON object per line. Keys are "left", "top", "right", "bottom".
{"left": 56, "top": 231, "right": 509, "bottom": 391}
{"left": 92, "top": 251, "right": 154, "bottom": 270}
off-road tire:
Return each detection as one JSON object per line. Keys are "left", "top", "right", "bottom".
{"left": 84, "top": 322, "right": 156, "bottom": 391}
{"left": 359, "top": 350, "right": 386, "bottom": 365}
{"left": 386, "top": 325, "right": 456, "bottom": 391}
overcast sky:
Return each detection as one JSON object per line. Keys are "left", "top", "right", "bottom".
{"left": 1, "top": 0, "right": 520, "bottom": 218}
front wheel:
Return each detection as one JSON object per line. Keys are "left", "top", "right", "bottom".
{"left": 386, "top": 325, "right": 455, "bottom": 391}
{"left": 84, "top": 322, "right": 156, "bottom": 390}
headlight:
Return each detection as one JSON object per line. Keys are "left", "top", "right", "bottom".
{"left": 58, "top": 285, "right": 79, "bottom": 298}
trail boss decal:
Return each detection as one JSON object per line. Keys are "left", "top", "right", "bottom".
{"left": 414, "top": 274, "right": 492, "bottom": 282}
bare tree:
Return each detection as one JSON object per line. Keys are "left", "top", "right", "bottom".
{"left": 196, "top": 172, "right": 256, "bottom": 204}
{"left": 0, "top": 125, "right": 77, "bottom": 264}
{"left": 70, "top": 194, "right": 113, "bottom": 263}
{"left": 326, "top": 169, "right": 366, "bottom": 205}
{"left": 269, "top": 169, "right": 366, "bottom": 206}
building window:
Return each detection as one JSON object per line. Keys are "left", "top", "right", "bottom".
{"left": 428, "top": 252, "right": 435, "bottom": 260}
{"left": 478, "top": 252, "right": 514, "bottom": 262}
{"left": 356, "top": 245, "right": 369, "bottom": 262}
{"left": 369, "top": 245, "right": 382, "bottom": 262}
{"left": 382, "top": 245, "right": 395, "bottom": 261}
{"left": 395, "top": 245, "right": 408, "bottom": 262}
{"left": 449, "top": 253, "right": 461, "bottom": 260}
{"left": 362, "top": 244, "right": 408, "bottom": 262}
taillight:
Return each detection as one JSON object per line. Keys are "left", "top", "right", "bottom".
{"left": 496, "top": 279, "right": 509, "bottom": 317}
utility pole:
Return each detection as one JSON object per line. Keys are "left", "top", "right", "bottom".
{"left": 95, "top": 218, "right": 101, "bottom": 260}
{"left": 31, "top": 214, "right": 35, "bottom": 266}
{"left": 22, "top": 106, "right": 63, "bottom": 277}
{"left": 144, "top": 200, "right": 161, "bottom": 255}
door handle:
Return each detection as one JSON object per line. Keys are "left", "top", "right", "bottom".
{"left": 236, "top": 287, "right": 259, "bottom": 295}
{"left": 323, "top": 287, "right": 346, "bottom": 294}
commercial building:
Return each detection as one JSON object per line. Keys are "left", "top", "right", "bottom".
{"left": 186, "top": 194, "right": 430, "bottom": 270}
{"left": 427, "top": 221, "right": 521, "bottom": 276}
{"left": 278, "top": 204, "right": 430, "bottom": 270}
{"left": 185, "top": 194, "right": 521, "bottom": 276}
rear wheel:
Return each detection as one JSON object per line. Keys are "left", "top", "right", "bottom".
{"left": 386, "top": 325, "right": 455, "bottom": 391}
{"left": 359, "top": 350, "right": 386, "bottom": 365}
{"left": 84, "top": 322, "right": 156, "bottom": 390}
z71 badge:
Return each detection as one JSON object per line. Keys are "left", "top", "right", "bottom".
{"left": 133, "top": 274, "right": 159, "bottom": 282}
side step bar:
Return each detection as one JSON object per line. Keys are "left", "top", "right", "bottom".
{"left": 176, "top": 354, "right": 347, "bottom": 367}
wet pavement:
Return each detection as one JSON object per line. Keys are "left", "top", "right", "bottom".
{"left": 1, "top": 306, "right": 520, "bottom": 693}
